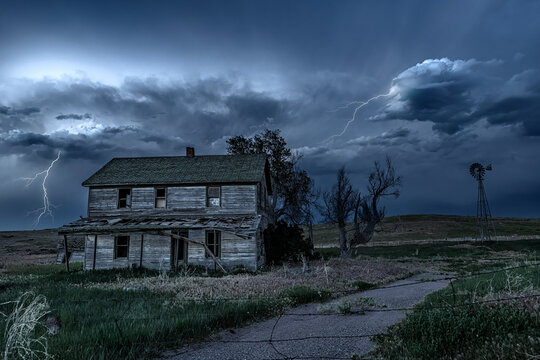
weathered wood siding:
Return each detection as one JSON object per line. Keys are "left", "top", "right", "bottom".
{"left": 84, "top": 234, "right": 171, "bottom": 271}
{"left": 84, "top": 230, "right": 258, "bottom": 270}
{"left": 131, "top": 188, "right": 155, "bottom": 210}
{"left": 167, "top": 186, "right": 206, "bottom": 209}
{"left": 188, "top": 230, "right": 258, "bottom": 270}
{"left": 88, "top": 185, "right": 257, "bottom": 217}
{"left": 88, "top": 188, "right": 118, "bottom": 216}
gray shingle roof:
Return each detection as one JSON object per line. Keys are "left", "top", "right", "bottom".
{"left": 82, "top": 154, "right": 269, "bottom": 187}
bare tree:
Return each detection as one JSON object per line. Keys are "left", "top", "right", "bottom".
{"left": 319, "top": 167, "right": 358, "bottom": 257}
{"left": 351, "top": 156, "right": 401, "bottom": 247}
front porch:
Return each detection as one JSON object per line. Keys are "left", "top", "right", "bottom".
{"left": 58, "top": 215, "right": 262, "bottom": 272}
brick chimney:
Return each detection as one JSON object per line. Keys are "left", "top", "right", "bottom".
{"left": 186, "top": 147, "right": 195, "bottom": 157}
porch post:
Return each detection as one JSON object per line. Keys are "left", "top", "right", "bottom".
{"left": 63, "top": 235, "right": 70, "bottom": 273}
{"left": 92, "top": 235, "right": 97, "bottom": 270}
{"left": 139, "top": 234, "right": 144, "bottom": 268}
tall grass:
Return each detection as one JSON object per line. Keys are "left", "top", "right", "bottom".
{"left": 2, "top": 292, "right": 52, "bottom": 360}
{"left": 372, "top": 265, "right": 540, "bottom": 359}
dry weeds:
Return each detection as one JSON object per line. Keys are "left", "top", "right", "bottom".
{"left": 75, "top": 258, "right": 410, "bottom": 300}
{"left": 2, "top": 292, "right": 52, "bottom": 360}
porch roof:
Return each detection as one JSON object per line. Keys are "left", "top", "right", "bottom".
{"left": 58, "top": 215, "right": 261, "bottom": 238}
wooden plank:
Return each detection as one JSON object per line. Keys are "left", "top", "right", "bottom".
{"left": 92, "top": 235, "right": 97, "bottom": 270}
{"left": 139, "top": 234, "right": 144, "bottom": 268}
{"left": 63, "top": 235, "right": 70, "bottom": 272}
{"left": 132, "top": 188, "right": 154, "bottom": 209}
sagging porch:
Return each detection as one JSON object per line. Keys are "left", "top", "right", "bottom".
{"left": 58, "top": 215, "right": 263, "bottom": 273}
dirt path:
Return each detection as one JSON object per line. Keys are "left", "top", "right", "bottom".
{"left": 162, "top": 274, "right": 449, "bottom": 360}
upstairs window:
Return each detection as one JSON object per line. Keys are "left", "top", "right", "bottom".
{"left": 155, "top": 188, "right": 166, "bottom": 208}
{"left": 205, "top": 230, "right": 221, "bottom": 258}
{"left": 114, "top": 236, "right": 130, "bottom": 258}
{"left": 118, "top": 188, "right": 131, "bottom": 208}
{"left": 206, "top": 186, "right": 221, "bottom": 207}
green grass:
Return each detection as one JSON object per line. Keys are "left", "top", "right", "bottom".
{"left": 372, "top": 264, "right": 540, "bottom": 359}
{"left": 317, "top": 239, "right": 540, "bottom": 260}
{"left": 0, "top": 267, "right": 331, "bottom": 359}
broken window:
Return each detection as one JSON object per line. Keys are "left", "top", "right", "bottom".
{"left": 114, "top": 235, "right": 129, "bottom": 258}
{"left": 118, "top": 188, "right": 131, "bottom": 208}
{"left": 155, "top": 188, "right": 166, "bottom": 208}
{"left": 205, "top": 230, "right": 221, "bottom": 258}
{"left": 206, "top": 186, "right": 221, "bottom": 207}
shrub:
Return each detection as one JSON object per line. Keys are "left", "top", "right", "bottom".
{"left": 280, "top": 286, "right": 332, "bottom": 306}
{"left": 264, "top": 221, "right": 314, "bottom": 264}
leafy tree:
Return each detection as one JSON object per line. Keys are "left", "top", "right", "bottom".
{"left": 226, "top": 129, "right": 317, "bottom": 226}
{"left": 263, "top": 221, "right": 313, "bottom": 264}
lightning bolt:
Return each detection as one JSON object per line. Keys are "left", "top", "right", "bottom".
{"left": 325, "top": 88, "right": 397, "bottom": 143}
{"left": 19, "top": 152, "right": 61, "bottom": 227}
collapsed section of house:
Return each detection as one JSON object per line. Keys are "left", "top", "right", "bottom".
{"left": 58, "top": 215, "right": 263, "bottom": 273}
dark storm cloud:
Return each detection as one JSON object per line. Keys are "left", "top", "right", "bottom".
{"left": 0, "top": 106, "right": 40, "bottom": 116}
{"left": 378, "top": 59, "right": 540, "bottom": 137}
{"left": 0, "top": 76, "right": 302, "bottom": 168}
{"left": 478, "top": 70, "right": 540, "bottom": 136}
{"left": 55, "top": 113, "right": 92, "bottom": 120}
{"left": 378, "top": 59, "right": 487, "bottom": 134}
{"left": 1, "top": 129, "right": 117, "bottom": 162}
{"left": 1, "top": 76, "right": 294, "bottom": 150}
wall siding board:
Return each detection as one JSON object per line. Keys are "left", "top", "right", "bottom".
{"left": 167, "top": 187, "right": 206, "bottom": 209}
{"left": 188, "top": 230, "right": 257, "bottom": 270}
{"left": 132, "top": 188, "right": 155, "bottom": 210}
{"left": 84, "top": 234, "right": 171, "bottom": 271}
{"left": 88, "top": 185, "right": 256, "bottom": 217}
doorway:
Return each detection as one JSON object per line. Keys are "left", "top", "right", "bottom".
{"left": 171, "top": 229, "right": 188, "bottom": 269}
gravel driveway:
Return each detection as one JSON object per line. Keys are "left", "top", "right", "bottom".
{"left": 162, "top": 274, "right": 449, "bottom": 360}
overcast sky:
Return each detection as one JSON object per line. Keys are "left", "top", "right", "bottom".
{"left": 1, "top": 0, "right": 540, "bottom": 230}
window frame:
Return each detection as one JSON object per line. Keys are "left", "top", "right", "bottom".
{"left": 117, "top": 188, "right": 132, "bottom": 209}
{"left": 114, "top": 235, "right": 130, "bottom": 259}
{"left": 205, "top": 230, "right": 221, "bottom": 258}
{"left": 155, "top": 187, "right": 167, "bottom": 208}
{"left": 206, "top": 186, "right": 221, "bottom": 207}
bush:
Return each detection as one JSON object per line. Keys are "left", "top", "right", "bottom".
{"left": 264, "top": 221, "right": 314, "bottom": 264}
{"left": 280, "top": 286, "right": 332, "bottom": 306}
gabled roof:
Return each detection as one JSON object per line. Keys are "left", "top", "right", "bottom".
{"left": 82, "top": 154, "right": 271, "bottom": 191}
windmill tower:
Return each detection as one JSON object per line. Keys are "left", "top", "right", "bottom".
{"left": 469, "top": 163, "right": 496, "bottom": 241}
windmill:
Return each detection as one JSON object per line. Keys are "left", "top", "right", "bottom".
{"left": 469, "top": 163, "right": 496, "bottom": 241}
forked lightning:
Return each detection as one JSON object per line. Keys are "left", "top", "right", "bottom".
{"left": 20, "top": 152, "right": 61, "bottom": 226}
{"left": 326, "top": 88, "right": 396, "bottom": 142}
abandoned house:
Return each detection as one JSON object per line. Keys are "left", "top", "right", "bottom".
{"left": 58, "top": 148, "right": 272, "bottom": 272}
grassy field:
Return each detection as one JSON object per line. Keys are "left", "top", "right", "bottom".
{"left": 0, "top": 258, "right": 409, "bottom": 359}
{"left": 0, "top": 229, "right": 60, "bottom": 268}
{"left": 317, "top": 239, "right": 540, "bottom": 260}
{"left": 372, "top": 263, "right": 540, "bottom": 359}
{"left": 311, "top": 214, "right": 540, "bottom": 247}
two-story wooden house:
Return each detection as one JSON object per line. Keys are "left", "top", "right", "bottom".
{"left": 58, "top": 148, "right": 272, "bottom": 271}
